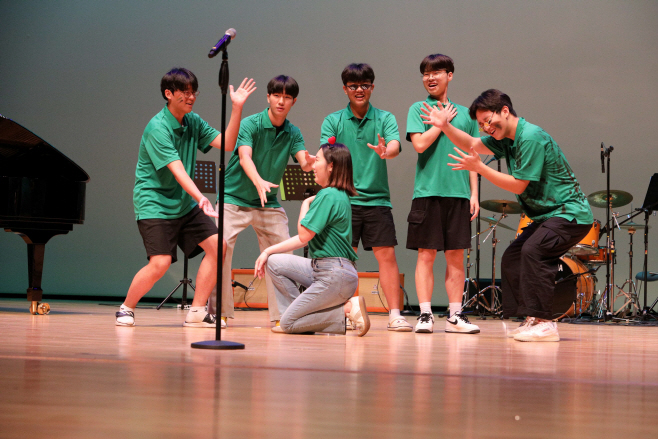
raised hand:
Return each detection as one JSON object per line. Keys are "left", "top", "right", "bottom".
{"left": 255, "top": 178, "right": 279, "bottom": 207}
{"left": 304, "top": 150, "right": 316, "bottom": 167}
{"left": 229, "top": 78, "right": 257, "bottom": 107}
{"left": 367, "top": 133, "right": 388, "bottom": 159}
{"left": 447, "top": 147, "right": 482, "bottom": 173}
{"left": 198, "top": 196, "right": 219, "bottom": 218}
{"left": 420, "top": 102, "right": 457, "bottom": 129}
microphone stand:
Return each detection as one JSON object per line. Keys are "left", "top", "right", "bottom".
{"left": 602, "top": 144, "right": 614, "bottom": 319}
{"left": 192, "top": 48, "right": 244, "bottom": 350}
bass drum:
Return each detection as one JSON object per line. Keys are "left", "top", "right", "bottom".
{"left": 552, "top": 256, "right": 595, "bottom": 319}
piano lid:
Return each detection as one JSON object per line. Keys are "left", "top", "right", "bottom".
{"left": 0, "top": 114, "right": 90, "bottom": 182}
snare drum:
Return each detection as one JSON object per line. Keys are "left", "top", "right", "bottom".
{"left": 552, "top": 256, "right": 595, "bottom": 319}
{"left": 515, "top": 213, "right": 533, "bottom": 239}
{"left": 569, "top": 220, "right": 601, "bottom": 256}
{"left": 578, "top": 246, "right": 609, "bottom": 265}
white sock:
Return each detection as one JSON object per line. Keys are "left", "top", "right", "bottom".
{"left": 120, "top": 304, "right": 134, "bottom": 312}
{"left": 389, "top": 309, "right": 401, "bottom": 321}
{"left": 420, "top": 302, "right": 432, "bottom": 315}
{"left": 449, "top": 302, "right": 462, "bottom": 317}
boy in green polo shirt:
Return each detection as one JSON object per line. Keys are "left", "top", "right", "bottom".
{"left": 321, "top": 63, "right": 413, "bottom": 332}
{"left": 116, "top": 67, "right": 256, "bottom": 328}
{"left": 406, "top": 54, "right": 481, "bottom": 335}
{"left": 211, "top": 75, "right": 314, "bottom": 325}
{"left": 421, "top": 89, "right": 593, "bottom": 342}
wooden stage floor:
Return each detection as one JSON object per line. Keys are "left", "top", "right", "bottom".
{"left": 1, "top": 299, "right": 658, "bottom": 439}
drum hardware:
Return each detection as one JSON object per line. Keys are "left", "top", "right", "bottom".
{"left": 480, "top": 199, "right": 523, "bottom": 215}
{"left": 612, "top": 218, "right": 641, "bottom": 317}
{"left": 554, "top": 261, "right": 598, "bottom": 319}
{"left": 587, "top": 190, "right": 633, "bottom": 209}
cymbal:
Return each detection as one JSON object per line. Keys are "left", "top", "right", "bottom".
{"left": 587, "top": 190, "right": 633, "bottom": 208}
{"left": 480, "top": 216, "right": 514, "bottom": 231}
{"left": 619, "top": 221, "right": 650, "bottom": 230}
{"left": 480, "top": 199, "right": 523, "bottom": 214}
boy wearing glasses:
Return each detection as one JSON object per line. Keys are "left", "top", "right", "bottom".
{"left": 321, "top": 63, "right": 413, "bottom": 332}
{"left": 116, "top": 67, "right": 255, "bottom": 327}
{"left": 406, "top": 53, "right": 481, "bottom": 334}
{"left": 210, "top": 75, "right": 315, "bottom": 327}
{"left": 421, "top": 89, "right": 593, "bottom": 342}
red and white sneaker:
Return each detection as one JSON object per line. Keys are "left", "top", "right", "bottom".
{"left": 507, "top": 317, "right": 536, "bottom": 338}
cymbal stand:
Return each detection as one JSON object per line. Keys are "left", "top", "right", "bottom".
{"left": 462, "top": 247, "right": 479, "bottom": 310}
{"left": 473, "top": 213, "right": 506, "bottom": 317}
{"left": 462, "top": 217, "right": 496, "bottom": 312}
{"left": 613, "top": 223, "right": 640, "bottom": 317}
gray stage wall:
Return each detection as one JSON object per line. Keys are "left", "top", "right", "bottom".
{"left": 1, "top": 0, "right": 657, "bottom": 309}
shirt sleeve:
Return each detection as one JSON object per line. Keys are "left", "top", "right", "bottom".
{"left": 144, "top": 128, "right": 180, "bottom": 171}
{"left": 289, "top": 127, "right": 306, "bottom": 159}
{"left": 381, "top": 112, "right": 401, "bottom": 150}
{"left": 320, "top": 116, "right": 337, "bottom": 144}
{"left": 232, "top": 116, "right": 257, "bottom": 159}
{"left": 405, "top": 102, "right": 425, "bottom": 141}
{"left": 511, "top": 139, "right": 545, "bottom": 182}
{"left": 196, "top": 116, "right": 221, "bottom": 154}
{"left": 300, "top": 191, "right": 332, "bottom": 235}
{"left": 481, "top": 136, "right": 505, "bottom": 160}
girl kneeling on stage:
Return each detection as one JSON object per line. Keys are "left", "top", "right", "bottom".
{"left": 254, "top": 139, "right": 370, "bottom": 336}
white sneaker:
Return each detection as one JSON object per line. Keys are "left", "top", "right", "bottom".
{"left": 513, "top": 321, "right": 560, "bottom": 342}
{"left": 388, "top": 317, "right": 413, "bottom": 332}
{"left": 415, "top": 312, "right": 434, "bottom": 333}
{"left": 115, "top": 309, "right": 135, "bottom": 326}
{"left": 346, "top": 317, "right": 354, "bottom": 330}
{"left": 183, "top": 312, "right": 219, "bottom": 328}
{"left": 445, "top": 313, "right": 480, "bottom": 334}
{"left": 507, "top": 317, "right": 536, "bottom": 338}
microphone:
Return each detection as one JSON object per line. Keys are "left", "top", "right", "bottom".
{"left": 208, "top": 28, "right": 236, "bottom": 58}
{"left": 601, "top": 142, "right": 605, "bottom": 173}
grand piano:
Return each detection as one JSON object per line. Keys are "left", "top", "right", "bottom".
{"left": 0, "top": 115, "right": 89, "bottom": 314}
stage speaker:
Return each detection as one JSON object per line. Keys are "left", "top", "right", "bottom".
{"left": 232, "top": 269, "right": 268, "bottom": 309}
{"left": 355, "top": 272, "right": 405, "bottom": 313}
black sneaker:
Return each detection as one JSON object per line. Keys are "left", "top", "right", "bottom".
{"left": 414, "top": 312, "right": 434, "bottom": 333}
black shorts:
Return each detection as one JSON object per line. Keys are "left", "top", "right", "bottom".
{"left": 351, "top": 205, "right": 398, "bottom": 251}
{"left": 137, "top": 205, "right": 218, "bottom": 263}
{"left": 406, "top": 196, "right": 471, "bottom": 251}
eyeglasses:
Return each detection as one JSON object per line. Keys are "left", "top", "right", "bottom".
{"left": 479, "top": 112, "right": 495, "bottom": 132}
{"left": 345, "top": 83, "right": 373, "bottom": 91}
{"left": 178, "top": 90, "right": 200, "bottom": 98}
{"left": 422, "top": 70, "right": 446, "bottom": 80}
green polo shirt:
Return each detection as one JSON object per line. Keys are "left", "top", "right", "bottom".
{"left": 133, "top": 105, "right": 219, "bottom": 220}
{"left": 482, "top": 118, "right": 593, "bottom": 225}
{"left": 406, "top": 96, "right": 479, "bottom": 200}
{"left": 224, "top": 108, "right": 306, "bottom": 208}
{"left": 301, "top": 187, "right": 358, "bottom": 261}
{"left": 321, "top": 103, "right": 401, "bottom": 207}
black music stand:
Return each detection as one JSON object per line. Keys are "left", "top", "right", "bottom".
{"left": 280, "top": 164, "right": 322, "bottom": 255}
{"left": 157, "top": 161, "right": 217, "bottom": 310}
{"left": 639, "top": 173, "right": 658, "bottom": 316}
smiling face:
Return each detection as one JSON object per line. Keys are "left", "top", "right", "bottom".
{"left": 422, "top": 69, "right": 452, "bottom": 100}
{"left": 343, "top": 82, "right": 374, "bottom": 111}
{"left": 165, "top": 86, "right": 197, "bottom": 121}
{"left": 476, "top": 107, "right": 511, "bottom": 140}
{"left": 312, "top": 148, "right": 333, "bottom": 188}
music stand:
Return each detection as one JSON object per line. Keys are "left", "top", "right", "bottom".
{"left": 639, "top": 173, "right": 658, "bottom": 315}
{"left": 280, "top": 164, "right": 321, "bottom": 259}
{"left": 157, "top": 161, "right": 217, "bottom": 310}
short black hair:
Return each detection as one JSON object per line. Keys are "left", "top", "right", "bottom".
{"left": 267, "top": 75, "right": 299, "bottom": 99}
{"left": 160, "top": 68, "right": 198, "bottom": 101}
{"left": 468, "top": 89, "right": 518, "bottom": 119}
{"left": 341, "top": 63, "right": 375, "bottom": 85}
{"left": 419, "top": 54, "right": 454, "bottom": 74}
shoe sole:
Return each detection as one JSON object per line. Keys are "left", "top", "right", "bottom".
{"left": 388, "top": 326, "right": 413, "bottom": 332}
{"left": 183, "top": 322, "right": 218, "bottom": 328}
{"left": 414, "top": 328, "right": 434, "bottom": 333}
{"left": 356, "top": 296, "right": 370, "bottom": 337}
{"left": 514, "top": 335, "right": 560, "bottom": 342}
{"left": 115, "top": 322, "right": 134, "bottom": 327}
{"left": 445, "top": 329, "right": 480, "bottom": 334}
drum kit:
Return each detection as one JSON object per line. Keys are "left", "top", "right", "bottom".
{"left": 462, "top": 189, "right": 651, "bottom": 321}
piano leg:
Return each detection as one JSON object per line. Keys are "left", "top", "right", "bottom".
{"left": 26, "top": 242, "right": 50, "bottom": 315}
